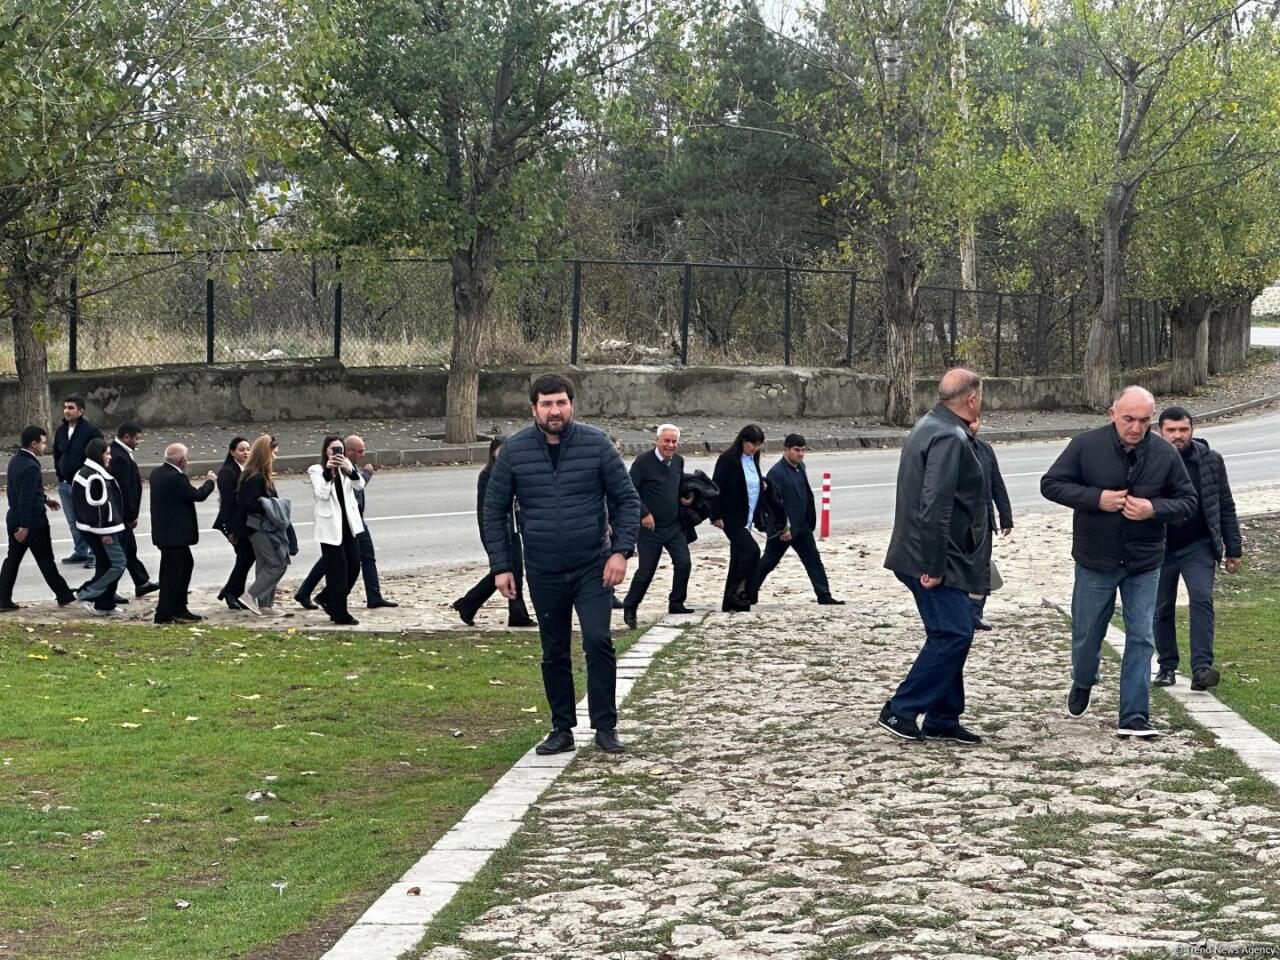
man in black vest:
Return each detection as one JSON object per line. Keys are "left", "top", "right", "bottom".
{"left": 149, "top": 443, "right": 217, "bottom": 624}
{"left": 1153, "top": 406, "right": 1243, "bottom": 691}
{"left": 621, "top": 424, "right": 694, "bottom": 629}
{"left": 0, "top": 427, "right": 77, "bottom": 610}
{"left": 51, "top": 395, "right": 102, "bottom": 566}
{"left": 753, "top": 434, "right": 844, "bottom": 605}
{"left": 108, "top": 422, "right": 160, "bottom": 599}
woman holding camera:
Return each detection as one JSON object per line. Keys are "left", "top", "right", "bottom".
{"left": 308, "top": 435, "right": 365, "bottom": 625}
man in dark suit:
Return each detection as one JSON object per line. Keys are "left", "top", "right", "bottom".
{"left": 51, "top": 395, "right": 102, "bottom": 566}
{"left": 108, "top": 422, "right": 159, "bottom": 599}
{"left": 621, "top": 424, "right": 693, "bottom": 629}
{"left": 753, "top": 434, "right": 844, "bottom": 605}
{"left": 0, "top": 427, "right": 77, "bottom": 610}
{"left": 149, "top": 443, "right": 217, "bottom": 624}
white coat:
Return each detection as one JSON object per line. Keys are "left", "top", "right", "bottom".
{"left": 307, "top": 463, "right": 365, "bottom": 545}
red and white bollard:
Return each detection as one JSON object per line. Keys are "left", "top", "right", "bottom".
{"left": 820, "top": 471, "right": 831, "bottom": 539}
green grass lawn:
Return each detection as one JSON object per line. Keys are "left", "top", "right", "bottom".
{"left": 1252, "top": 314, "right": 1280, "bottom": 327}
{"left": 0, "top": 620, "right": 624, "bottom": 960}
{"left": 1163, "top": 513, "right": 1280, "bottom": 739}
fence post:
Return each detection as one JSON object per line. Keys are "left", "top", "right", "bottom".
{"left": 845, "top": 271, "right": 857, "bottom": 365}
{"left": 949, "top": 288, "right": 959, "bottom": 364}
{"left": 680, "top": 262, "right": 691, "bottom": 365}
{"left": 570, "top": 260, "right": 581, "bottom": 365}
{"left": 994, "top": 293, "right": 1002, "bottom": 377}
{"left": 333, "top": 252, "right": 343, "bottom": 361}
{"left": 783, "top": 266, "right": 792, "bottom": 365}
{"left": 205, "top": 256, "right": 215, "bottom": 365}
{"left": 68, "top": 276, "right": 78, "bottom": 372}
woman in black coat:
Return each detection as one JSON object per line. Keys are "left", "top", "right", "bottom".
{"left": 214, "top": 436, "right": 254, "bottom": 611}
{"left": 451, "top": 438, "right": 535, "bottom": 627}
{"left": 710, "top": 424, "right": 766, "bottom": 612}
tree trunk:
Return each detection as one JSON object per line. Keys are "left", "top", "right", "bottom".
{"left": 1084, "top": 188, "right": 1125, "bottom": 409}
{"left": 1168, "top": 295, "right": 1210, "bottom": 393}
{"left": 445, "top": 234, "right": 497, "bottom": 444}
{"left": 10, "top": 281, "right": 53, "bottom": 432}
{"left": 1193, "top": 306, "right": 1209, "bottom": 385}
{"left": 883, "top": 231, "right": 923, "bottom": 427}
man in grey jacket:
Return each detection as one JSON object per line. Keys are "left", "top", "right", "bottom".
{"left": 880, "top": 369, "right": 990, "bottom": 745}
{"left": 484, "top": 373, "right": 642, "bottom": 755}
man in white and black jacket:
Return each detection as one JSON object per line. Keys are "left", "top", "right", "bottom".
{"left": 1041, "top": 386, "right": 1198, "bottom": 738}
{"left": 72, "top": 437, "right": 128, "bottom": 616}
{"left": 52, "top": 395, "right": 102, "bottom": 566}
{"left": 108, "top": 422, "right": 160, "bottom": 599}
{"left": 1153, "top": 406, "right": 1243, "bottom": 692}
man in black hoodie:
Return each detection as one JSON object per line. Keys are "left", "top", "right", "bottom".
{"left": 1041, "top": 386, "right": 1197, "bottom": 738}
{"left": 1153, "top": 407, "right": 1243, "bottom": 691}
{"left": 51, "top": 396, "right": 102, "bottom": 566}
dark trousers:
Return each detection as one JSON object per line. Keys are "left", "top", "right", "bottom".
{"left": 300, "top": 529, "right": 383, "bottom": 605}
{"left": 889, "top": 572, "right": 974, "bottom": 725}
{"left": 754, "top": 530, "right": 830, "bottom": 599}
{"left": 119, "top": 527, "right": 151, "bottom": 588}
{"left": 623, "top": 527, "right": 691, "bottom": 611}
{"left": 457, "top": 529, "right": 528, "bottom": 620}
{"left": 221, "top": 536, "right": 256, "bottom": 599}
{"left": 315, "top": 532, "right": 360, "bottom": 620}
{"left": 1155, "top": 538, "right": 1218, "bottom": 673}
{"left": 156, "top": 545, "right": 195, "bottom": 621}
{"left": 0, "top": 525, "right": 74, "bottom": 604}
{"left": 721, "top": 525, "right": 760, "bottom": 610}
{"left": 526, "top": 560, "right": 616, "bottom": 732}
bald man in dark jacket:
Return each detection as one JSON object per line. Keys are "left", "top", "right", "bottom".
{"left": 483, "top": 374, "right": 641, "bottom": 756}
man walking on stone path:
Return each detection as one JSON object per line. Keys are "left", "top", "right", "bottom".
{"left": 753, "top": 433, "right": 844, "bottom": 606}
{"left": 483, "top": 373, "right": 642, "bottom": 756}
{"left": 622, "top": 424, "right": 694, "bottom": 630}
{"left": 880, "top": 368, "right": 990, "bottom": 745}
{"left": 1041, "top": 385, "right": 1197, "bottom": 738}
{"left": 1153, "top": 406, "right": 1242, "bottom": 692}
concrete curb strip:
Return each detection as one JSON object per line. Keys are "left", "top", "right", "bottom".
{"left": 1043, "top": 598, "right": 1280, "bottom": 790}
{"left": 318, "top": 614, "right": 700, "bottom": 960}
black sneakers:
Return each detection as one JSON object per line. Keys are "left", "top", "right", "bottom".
{"left": 1154, "top": 668, "right": 1176, "bottom": 687}
{"left": 1067, "top": 684, "right": 1092, "bottom": 718}
{"left": 922, "top": 722, "right": 983, "bottom": 745}
{"left": 535, "top": 729, "right": 575, "bottom": 755}
{"left": 594, "top": 729, "right": 625, "bottom": 753}
{"left": 1190, "top": 667, "right": 1221, "bottom": 691}
{"left": 877, "top": 702, "right": 924, "bottom": 741}
{"left": 1116, "top": 718, "right": 1160, "bottom": 738}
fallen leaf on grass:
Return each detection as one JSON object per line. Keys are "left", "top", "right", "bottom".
{"left": 488, "top": 677, "right": 506, "bottom": 686}
{"left": 520, "top": 707, "right": 538, "bottom": 713}
{"left": 272, "top": 724, "right": 287, "bottom": 730}
{"left": 233, "top": 693, "right": 261, "bottom": 700}
{"left": 27, "top": 653, "right": 48, "bottom": 661}
{"left": 50, "top": 643, "right": 68, "bottom": 655}
{"left": 185, "top": 716, "right": 199, "bottom": 722}
{"left": 344, "top": 674, "right": 359, "bottom": 681}
{"left": 70, "top": 717, "right": 88, "bottom": 723}
{"left": 175, "top": 899, "right": 191, "bottom": 910}
{"left": 140, "top": 709, "right": 153, "bottom": 714}
{"left": 117, "top": 723, "right": 141, "bottom": 729}
{"left": 271, "top": 880, "right": 288, "bottom": 895}
{"left": 451, "top": 729, "right": 464, "bottom": 738}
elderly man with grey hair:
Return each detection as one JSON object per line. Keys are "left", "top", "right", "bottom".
{"left": 1041, "top": 385, "right": 1197, "bottom": 738}
{"left": 621, "top": 423, "right": 694, "bottom": 629}
{"left": 149, "top": 443, "right": 217, "bottom": 624}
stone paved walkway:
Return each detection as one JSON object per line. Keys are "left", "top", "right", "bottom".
{"left": 414, "top": 492, "right": 1280, "bottom": 959}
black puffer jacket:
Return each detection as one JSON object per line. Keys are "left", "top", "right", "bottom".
{"left": 1041, "top": 424, "right": 1197, "bottom": 573}
{"left": 884, "top": 404, "right": 991, "bottom": 594}
{"left": 72, "top": 460, "right": 125, "bottom": 535}
{"left": 482, "top": 420, "right": 641, "bottom": 576}
{"left": 1181, "top": 437, "right": 1242, "bottom": 561}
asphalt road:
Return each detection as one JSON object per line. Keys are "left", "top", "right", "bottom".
{"left": 8, "top": 409, "right": 1280, "bottom": 603}
{"left": 1253, "top": 326, "right": 1280, "bottom": 347}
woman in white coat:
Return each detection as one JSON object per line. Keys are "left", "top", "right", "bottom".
{"left": 308, "top": 435, "right": 365, "bottom": 625}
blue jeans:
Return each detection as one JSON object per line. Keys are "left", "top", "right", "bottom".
{"left": 58, "top": 481, "right": 92, "bottom": 559}
{"left": 1071, "top": 563, "right": 1160, "bottom": 724}
{"left": 76, "top": 534, "right": 126, "bottom": 608}
{"left": 890, "top": 573, "right": 974, "bottom": 725}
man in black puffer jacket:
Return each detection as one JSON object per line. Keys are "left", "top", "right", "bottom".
{"left": 1041, "top": 386, "right": 1197, "bottom": 738}
{"left": 1152, "top": 407, "right": 1243, "bottom": 692}
{"left": 483, "top": 373, "right": 642, "bottom": 756}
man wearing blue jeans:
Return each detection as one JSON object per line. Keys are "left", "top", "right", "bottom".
{"left": 881, "top": 369, "right": 991, "bottom": 745}
{"left": 1042, "top": 386, "right": 1197, "bottom": 738}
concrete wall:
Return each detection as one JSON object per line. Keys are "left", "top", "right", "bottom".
{"left": 0, "top": 359, "right": 1173, "bottom": 432}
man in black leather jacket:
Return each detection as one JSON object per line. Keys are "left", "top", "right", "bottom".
{"left": 880, "top": 368, "right": 990, "bottom": 745}
{"left": 1041, "top": 386, "right": 1197, "bottom": 738}
{"left": 483, "top": 373, "right": 641, "bottom": 756}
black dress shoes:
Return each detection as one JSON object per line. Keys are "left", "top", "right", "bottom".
{"left": 668, "top": 604, "right": 695, "bottom": 614}
{"left": 817, "top": 596, "right": 846, "bottom": 606}
{"left": 1154, "top": 668, "right": 1176, "bottom": 687}
{"left": 508, "top": 614, "right": 536, "bottom": 628}
{"left": 294, "top": 592, "right": 319, "bottom": 611}
{"left": 535, "top": 729, "right": 575, "bottom": 755}
{"left": 611, "top": 595, "right": 625, "bottom": 610}
{"left": 622, "top": 606, "right": 638, "bottom": 630}
{"left": 451, "top": 599, "right": 476, "bottom": 626}
{"left": 367, "top": 599, "right": 399, "bottom": 609}
{"left": 135, "top": 582, "right": 160, "bottom": 598}
{"left": 973, "top": 618, "right": 993, "bottom": 631}
{"left": 1190, "top": 667, "right": 1220, "bottom": 691}
{"left": 594, "top": 729, "right": 625, "bottom": 754}
{"left": 0, "top": 601, "right": 19, "bottom": 612}
{"left": 174, "top": 612, "right": 203, "bottom": 623}
{"left": 330, "top": 615, "right": 359, "bottom": 626}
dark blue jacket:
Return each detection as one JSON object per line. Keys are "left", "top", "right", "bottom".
{"left": 766, "top": 457, "right": 817, "bottom": 535}
{"left": 52, "top": 418, "right": 103, "bottom": 484}
{"left": 482, "top": 420, "right": 641, "bottom": 576}
{"left": 6, "top": 451, "right": 49, "bottom": 531}
{"left": 975, "top": 438, "right": 1013, "bottom": 533}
